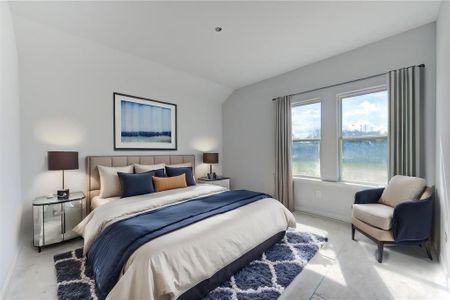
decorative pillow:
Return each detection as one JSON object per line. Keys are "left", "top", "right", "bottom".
{"left": 118, "top": 171, "right": 154, "bottom": 198}
{"left": 147, "top": 168, "right": 165, "bottom": 177}
{"left": 167, "top": 162, "right": 192, "bottom": 168}
{"left": 134, "top": 163, "right": 166, "bottom": 174}
{"left": 165, "top": 166, "right": 196, "bottom": 186}
{"left": 153, "top": 174, "right": 187, "bottom": 192}
{"left": 379, "top": 175, "right": 426, "bottom": 207}
{"left": 98, "top": 165, "right": 133, "bottom": 198}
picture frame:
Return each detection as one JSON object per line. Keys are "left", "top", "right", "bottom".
{"left": 113, "top": 92, "right": 177, "bottom": 150}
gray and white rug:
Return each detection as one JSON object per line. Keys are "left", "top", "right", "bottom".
{"left": 54, "top": 229, "right": 327, "bottom": 300}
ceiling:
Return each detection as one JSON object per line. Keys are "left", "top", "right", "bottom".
{"left": 10, "top": 1, "right": 441, "bottom": 89}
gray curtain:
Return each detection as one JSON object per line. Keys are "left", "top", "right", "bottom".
{"left": 388, "top": 66, "right": 423, "bottom": 178}
{"left": 274, "top": 96, "right": 294, "bottom": 211}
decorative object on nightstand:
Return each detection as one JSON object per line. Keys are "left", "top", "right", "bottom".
{"left": 48, "top": 151, "right": 79, "bottom": 199}
{"left": 203, "top": 152, "right": 219, "bottom": 179}
{"left": 198, "top": 176, "right": 230, "bottom": 189}
{"left": 33, "top": 192, "right": 85, "bottom": 252}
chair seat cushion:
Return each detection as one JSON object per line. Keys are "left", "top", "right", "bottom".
{"left": 352, "top": 203, "right": 394, "bottom": 230}
{"left": 379, "top": 175, "right": 426, "bottom": 207}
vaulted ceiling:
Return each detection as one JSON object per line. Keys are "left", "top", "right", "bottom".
{"left": 10, "top": 1, "right": 441, "bottom": 89}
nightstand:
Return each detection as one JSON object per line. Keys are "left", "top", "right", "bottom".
{"left": 198, "top": 177, "right": 230, "bottom": 189}
{"left": 33, "top": 191, "right": 85, "bottom": 252}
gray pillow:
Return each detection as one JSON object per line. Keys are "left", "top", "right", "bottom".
{"left": 134, "top": 163, "right": 166, "bottom": 174}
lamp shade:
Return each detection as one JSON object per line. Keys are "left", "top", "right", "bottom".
{"left": 203, "top": 152, "right": 219, "bottom": 164}
{"left": 48, "top": 151, "right": 79, "bottom": 170}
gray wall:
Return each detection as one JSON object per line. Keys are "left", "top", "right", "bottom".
{"left": 0, "top": 2, "right": 22, "bottom": 295}
{"left": 12, "top": 14, "right": 232, "bottom": 252}
{"left": 223, "top": 23, "right": 436, "bottom": 218}
{"left": 436, "top": 1, "right": 450, "bottom": 281}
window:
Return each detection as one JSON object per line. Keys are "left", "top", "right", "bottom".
{"left": 292, "top": 100, "right": 321, "bottom": 177}
{"left": 339, "top": 88, "right": 388, "bottom": 184}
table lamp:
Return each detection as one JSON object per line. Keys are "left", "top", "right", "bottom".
{"left": 48, "top": 151, "right": 79, "bottom": 199}
{"left": 203, "top": 152, "right": 219, "bottom": 179}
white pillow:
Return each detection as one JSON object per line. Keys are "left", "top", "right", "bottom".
{"left": 167, "top": 162, "right": 192, "bottom": 168}
{"left": 379, "top": 175, "right": 426, "bottom": 207}
{"left": 134, "top": 163, "right": 166, "bottom": 173}
{"left": 98, "top": 165, "right": 133, "bottom": 198}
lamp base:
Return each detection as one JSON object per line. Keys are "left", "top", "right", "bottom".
{"left": 57, "top": 189, "right": 70, "bottom": 199}
{"left": 207, "top": 172, "right": 217, "bottom": 180}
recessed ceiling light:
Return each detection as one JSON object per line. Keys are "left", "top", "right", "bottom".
{"left": 215, "top": 27, "right": 223, "bottom": 32}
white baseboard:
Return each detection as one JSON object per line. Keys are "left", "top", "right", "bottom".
{"left": 296, "top": 208, "right": 350, "bottom": 224}
{"left": 0, "top": 244, "right": 21, "bottom": 300}
{"left": 439, "top": 252, "right": 450, "bottom": 292}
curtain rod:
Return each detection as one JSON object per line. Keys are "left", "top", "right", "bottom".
{"left": 272, "top": 64, "right": 425, "bottom": 101}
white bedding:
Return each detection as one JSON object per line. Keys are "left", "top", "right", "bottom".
{"left": 75, "top": 185, "right": 296, "bottom": 300}
{"left": 91, "top": 195, "right": 119, "bottom": 210}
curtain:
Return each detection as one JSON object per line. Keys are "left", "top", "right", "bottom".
{"left": 274, "top": 96, "right": 294, "bottom": 211}
{"left": 388, "top": 66, "right": 423, "bottom": 178}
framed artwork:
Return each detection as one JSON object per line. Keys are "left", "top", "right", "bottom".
{"left": 113, "top": 92, "right": 177, "bottom": 150}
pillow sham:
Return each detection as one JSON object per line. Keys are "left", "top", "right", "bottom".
{"left": 153, "top": 174, "right": 187, "bottom": 192}
{"left": 134, "top": 163, "right": 166, "bottom": 174}
{"left": 118, "top": 171, "right": 155, "bottom": 198}
{"left": 167, "top": 162, "right": 192, "bottom": 168}
{"left": 98, "top": 165, "right": 133, "bottom": 198}
{"left": 165, "top": 166, "right": 196, "bottom": 186}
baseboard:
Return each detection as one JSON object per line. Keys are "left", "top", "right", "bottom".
{"left": 296, "top": 208, "right": 350, "bottom": 224}
{"left": 439, "top": 252, "right": 450, "bottom": 291}
{"left": 0, "top": 244, "right": 21, "bottom": 300}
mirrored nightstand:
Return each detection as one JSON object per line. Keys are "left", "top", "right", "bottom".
{"left": 33, "top": 191, "right": 85, "bottom": 252}
{"left": 197, "top": 177, "right": 230, "bottom": 189}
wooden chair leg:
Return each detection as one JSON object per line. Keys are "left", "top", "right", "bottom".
{"left": 424, "top": 241, "right": 433, "bottom": 261}
{"left": 377, "top": 242, "right": 384, "bottom": 263}
{"left": 351, "top": 224, "right": 355, "bottom": 241}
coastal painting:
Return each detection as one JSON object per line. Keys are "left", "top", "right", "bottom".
{"left": 114, "top": 93, "right": 177, "bottom": 150}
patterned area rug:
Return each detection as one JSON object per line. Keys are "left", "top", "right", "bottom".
{"left": 54, "top": 229, "right": 327, "bottom": 300}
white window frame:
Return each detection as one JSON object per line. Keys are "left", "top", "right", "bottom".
{"left": 337, "top": 85, "right": 388, "bottom": 185}
{"left": 291, "top": 98, "right": 322, "bottom": 179}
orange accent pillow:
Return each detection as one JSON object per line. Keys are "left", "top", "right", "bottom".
{"left": 152, "top": 174, "right": 187, "bottom": 192}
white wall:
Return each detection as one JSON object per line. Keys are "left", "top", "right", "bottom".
{"left": 436, "top": 1, "right": 450, "bottom": 282}
{"left": 0, "top": 2, "right": 22, "bottom": 296}
{"left": 223, "top": 23, "right": 436, "bottom": 222}
{"left": 12, "top": 15, "right": 232, "bottom": 245}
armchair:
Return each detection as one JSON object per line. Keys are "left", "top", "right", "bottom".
{"left": 351, "top": 175, "right": 433, "bottom": 263}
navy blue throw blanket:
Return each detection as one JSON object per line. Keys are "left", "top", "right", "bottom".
{"left": 87, "top": 190, "right": 270, "bottom": 298}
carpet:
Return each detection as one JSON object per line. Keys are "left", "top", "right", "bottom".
{"left": 54, "top": 229, "right": 327, "bottom": 300}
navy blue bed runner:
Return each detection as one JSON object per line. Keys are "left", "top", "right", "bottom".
{"left": 87, "top": 189, "right": 270, "bottom": 298}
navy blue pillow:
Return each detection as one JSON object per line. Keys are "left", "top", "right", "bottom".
{"left": 144, "top": 168, "right": 165, "bottom": 177}
{"left": 118, "top": 169, "right": 164, "bottom": 198}
{"left": 165, "top": 166, "right": 196, "bottom": 186}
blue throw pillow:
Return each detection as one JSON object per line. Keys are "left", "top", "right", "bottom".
{"left": 118, "top": 168, "right": 165, "bottom": 198}
{"left": 165, "top": 166, "right": 196, "bottom": 186}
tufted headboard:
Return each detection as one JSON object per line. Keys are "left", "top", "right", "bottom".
{"left": 86, "top": 155, "right": 195, "bottom": 211}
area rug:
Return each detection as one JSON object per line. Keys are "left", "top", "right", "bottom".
{"left": 53, "top": 229, "right": 327, "bottom": 300}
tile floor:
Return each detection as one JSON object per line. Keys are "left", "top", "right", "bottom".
{"left": 3, "top": 212, "right": 449, "bottom": 300}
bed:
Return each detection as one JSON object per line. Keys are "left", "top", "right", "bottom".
{"left": 75, "top": 155, "right": 296, "bottom": 300}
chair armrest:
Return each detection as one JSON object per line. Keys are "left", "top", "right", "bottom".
{"left": 354, "top": 188, "right": 384, "bottom": 204}
{"left": 392, "top": 196, "right": 433, "bottom": 243}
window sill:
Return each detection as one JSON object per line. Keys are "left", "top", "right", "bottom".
{"left": 293, "top": 176, "right": 384, "bottom": 189}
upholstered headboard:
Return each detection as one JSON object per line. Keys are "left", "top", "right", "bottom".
{"left": 86, "top": 155, "right": 195, "bottom": 211}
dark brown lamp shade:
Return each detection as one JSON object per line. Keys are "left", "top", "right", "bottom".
{"left": 203, "top": 152, "right": 219, "bottom": 164}
{"left": 48, "top": 151, "right": 79, "bottom": 170}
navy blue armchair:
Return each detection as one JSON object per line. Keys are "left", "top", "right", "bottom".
{"left": 352, "top": 181, "right": 433, "bottom": 263}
